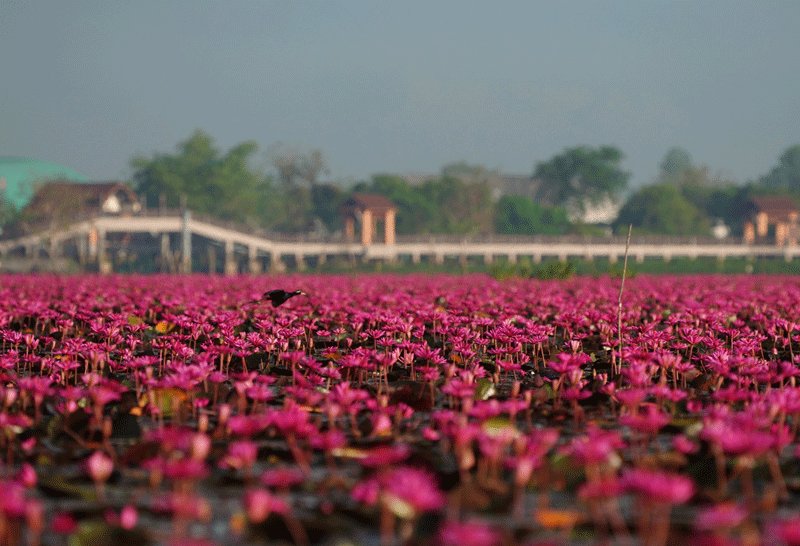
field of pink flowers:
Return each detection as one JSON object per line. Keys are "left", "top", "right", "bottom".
{"left": 1, "top": 273, "right": 800, "bottom": 546}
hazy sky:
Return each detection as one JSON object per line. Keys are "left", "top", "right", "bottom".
{"left": 2, "top": 1, "right": 799, "bottom": 187}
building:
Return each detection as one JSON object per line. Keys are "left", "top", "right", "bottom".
{"left": 16, "top": 180, "right": 141, "bottom": 232}
{"left": 341, "top": 193, "right": 397, "bottom": 245}
{"left": 0, "top": 157, "right": 88, "bottom": 210}
{"left": 743, "top": 195, "right": 798, "bottom": 246}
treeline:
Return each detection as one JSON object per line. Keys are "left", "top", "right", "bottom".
{"left": 4, "top": 130, "right": 800, "bottom": 239}
{"left": 129, "top": 130, "right": 629, "bottom": 237}
{"left": 615, "top": 146, "right": 800, "bottom": 237}
{"left": 130, "top": 132, "right": 800, "bottom": 237}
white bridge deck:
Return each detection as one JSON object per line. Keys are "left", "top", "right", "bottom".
{"left": 1, "top": 214, "right": 796, "bottom": 273}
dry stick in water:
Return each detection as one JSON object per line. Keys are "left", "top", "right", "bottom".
{"left": 616, "top": 224, "right": 633, "bottom": 375}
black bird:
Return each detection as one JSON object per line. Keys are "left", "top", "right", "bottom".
{"left": 263, "top": 289, "right": 306, "bottom": 307}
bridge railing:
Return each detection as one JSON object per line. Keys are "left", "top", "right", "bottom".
{"left": 394, "top": 233, "right": 741, "bottom": 246}
{"left": 0, "top": 209, "right": 747, "bottom": 247}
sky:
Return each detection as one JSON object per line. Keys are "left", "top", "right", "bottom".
{"left": 2, "top": 1, "right": 799, "bottom": 188}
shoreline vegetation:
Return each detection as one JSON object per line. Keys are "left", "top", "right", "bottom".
{"left": 3, "top": 254, "right": 800, "bottom": 277}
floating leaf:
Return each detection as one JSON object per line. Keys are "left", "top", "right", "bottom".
{"left": 153, "top": 321, "right": 175, "bottom": 334}
{"left": 38, "top": 473, "right": 97, "bottom": 501}
{"left": 481, "top": 416, "right": 518, "bottom": 438}
{"left": 127, "top": 315, "right": 144, "bottom": 327}
{"left": 382, "top": 493, "right": 416, "bottom": 519}
{"left": 138, "top": 388, "right": 187, "bottom": 417}
{"left": 68, "top": 521, "right": 151, "bottom": 546}
{"left": 475, "top": 378, "right": 496, "bottom": 401}
{"left": 534, "top": 508, "right": 582, "bottom": 529}
{"left": 331, "top": 447, "right": 369, "bottom": 459}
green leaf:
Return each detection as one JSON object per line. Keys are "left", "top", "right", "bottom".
{"left": 474, "top": 378, "right": 496, "bottom": 401}
{"left": 69, "top": 521, "right": 151, "bottom": 546}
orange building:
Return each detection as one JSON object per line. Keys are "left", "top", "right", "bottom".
{"left": 341, "top": 193, "right": 397, "bottom": 245}
{"left": 743, "top": 196, "right": 798, "bottom": 246}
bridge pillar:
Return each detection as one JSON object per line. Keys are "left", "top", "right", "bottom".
{"left": 161, "top": 234, "right": 171, "bottom": 272}
{"left": 248, "top": 247, "right": 261, "bottom": 274}
{"left": 78, "top": 234, "right": 88, "bottom": 267}
{"left": 434, "top": 253, "right": 444, "bottom": 265}
{"left": 558, "top": 253, "right": 567, "bottom": 263}
{"left": 484, "top": 254, "right": 493, "bottom": 265}
{"left": 49, "top": 237, "right": 61, "bottom": 258}
{"left": 411, "top": 253, "right": 420, "bottom": 265}
{"left": 507, "top": 254, "right": 517, "bottom": 264}
{"left": 224, "top": 241, "right": 237, "bottom": 276}
{"left": 295, "top": 254, "right": 306, "bottom": 271}
{"left": 532, "top": 254, "right": 542, "bottom": 264}
{"left": 635, "top": 253, "right": 645, "bottom": 264}
{"left": 609, "top": 253, "right": 618, "bottom": 264}
{"left": 270, "top": 253, "right": 287, "bottom": 273}
{"left": 97, "top": 229, "right": 112, "bottom": 274}
{"left": 181, "top": 209, "right": 192, "bottom": 274}
{"left": 207, "top": 246, "right": 217, "bottom": 274}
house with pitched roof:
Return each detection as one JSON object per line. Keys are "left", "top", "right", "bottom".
{"left": 16, "top": 180, "right": 141, "bottom": 232}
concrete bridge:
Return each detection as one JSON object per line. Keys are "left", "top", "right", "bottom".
{"left": 1, "top": 212, "right": 797, "bottom": 273}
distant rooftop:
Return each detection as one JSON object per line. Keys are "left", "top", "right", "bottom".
{"left": 0, "top": 157, "right": 88, "bottom": 209}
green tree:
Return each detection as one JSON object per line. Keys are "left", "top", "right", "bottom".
{"left": 441, "top": 161, "right": 496, "bottom": 185}
{"left": 131, "top": 130, "right": 270, "bottom": 227}
{"left": 271, "top": 185, "right": 313, "bottom": 232}
{"left": 311, "top": 183, "right": 344, "bottom": 232}
{"left": 615, "top": 183, "right": 710, "bottom": 236}
{"left": 421, "top": 175, "right": 493, "bottom": 234}
{"left": 758, "top": 145, "right": 800, "bottom": 191}
{"left": 533, "top": 145, "right": 629, "bottom": 214}
{"left": 659, "top": 147, "right": 693, "bottom": 180}
{"left": 658, "top": 162, "right": 744, "bottom": 234}
{"left": 270, "top": 146, "right": 329, "bottom": 187}
{"left": 494, "top": 195, "right": 570, "bottom": 235}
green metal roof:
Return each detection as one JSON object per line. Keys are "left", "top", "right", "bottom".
{"left": 0, "top": 157, "right": 88, "bottom": 210}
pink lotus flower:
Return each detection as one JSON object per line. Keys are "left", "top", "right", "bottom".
{"left": 243, "top": 488, "right": 288, "bottom": 523}
{"left": 693, "top": 503, "right": 748, "bottom": 531}
{"left": 220, "top": 440, "right": 259, "bottom": 471}
{"left": 380, "top": 466, "right": 446, "bottom": 515}
{"left": 438, "top": 520, "right": 502, "bottom": 546}
{"left": 622, "top": 468, "right": 694, "bottom": 504}
{"left": 86, "top": 451, "right": 114, "bottom": 483}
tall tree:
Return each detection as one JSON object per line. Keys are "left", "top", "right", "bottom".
{"left": 758, "top": 145, "right": 800, "bottom": 191}
{"left": 659, "top": 147, "right": 693, "bottom": 180}
{"left": 533, "top": 145, "right": 629, "bottom": 215}
{"left": 131, "top": 130, "right": 270, "bottom": 227}
{"left": 270, "top": 146, "right": 329, "bottom": 187}
{"left": 422, "top": 175, "right": 494, "bottom": 234}
{"left": 494, "top": 196, "right": 570, "bottom": 235}
{"left": 311, "top": 183, "right": 344, "bottom": 232}
{"left": 615, "top": 183, "right": 710, "bottom": 236}
{"left": 441, "top": 161, "right": 495, "bottom": 184}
